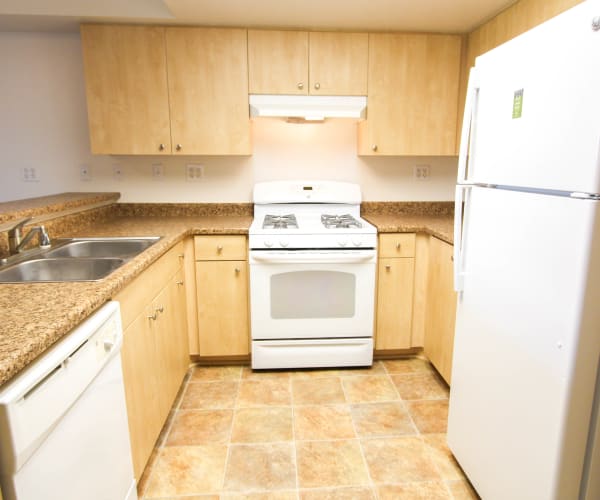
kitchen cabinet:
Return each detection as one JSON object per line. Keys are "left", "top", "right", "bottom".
{"left": 116, "top": 242, "right": 189, "bottom": 480}
{"left": 165, "top": 27, "right": 251, "bottom": 155}
{"left": 248, "top": 30, "right": 368, "bottom": 95}
{"left": 357, "top": 32, "right": 462, "bottom": 156}
{"left": 80, "top": 25, "right": 172, "bottom": 155}
{"left": 80, "top": 25, "right": 251, "bottom": 155}
{"left": 375, "top": 233, "right": 416, "bottom": 350}
{"left": 194, "top": 236, "right": 250, "bottom": 357}
{"left": 424, "top": 236, "right": 457, "bottom": 384}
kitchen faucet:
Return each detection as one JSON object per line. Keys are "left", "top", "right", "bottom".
{"left": 6, "top": 216, "right": 51, "bottom": 255}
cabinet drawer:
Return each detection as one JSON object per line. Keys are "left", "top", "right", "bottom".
{"left": 379, "top": 233, "right": 416, "bottom": 258}
{"left": 194, "top": 235, "right": 247, "bottom": 261}
{"left": 115, "top": 240, "right": 184, "bottom": 330}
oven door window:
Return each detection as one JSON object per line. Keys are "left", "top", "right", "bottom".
{"left": 270, "top": 271, "right": 355, "bottom": 319}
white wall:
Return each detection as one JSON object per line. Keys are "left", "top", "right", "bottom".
{"left": 0, "top": 31, "right": 458, "bottom": 203}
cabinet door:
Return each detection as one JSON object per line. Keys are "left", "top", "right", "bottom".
{"left": 358, "top": 33, "right": 462, "bottom": 155}
{"left": 160, "top": 269, "right": 190, "bottom": 406}
{"left": 309, "top": 32, "right": 368, "bottom": 95}
{"left": 120, "top": 306, "right": 163, "bottom": 480}
{"left": 248, "top": 30, "right": 309, "bottom": 95}
{"left": 165, "top": 27, "right": 251, "bottom": 155}
{"left": 424, "top": 237, "right": 457, "bottom": 384}
{"left": 376, "top": 257, "right": 415, "bottom": 350}
{"left": 196, "top": 260, "right": 249, "bottom": 356}
{"left": 80, "top": 25, "right": 172, "bottom": 155}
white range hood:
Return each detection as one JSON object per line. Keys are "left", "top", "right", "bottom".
{"left": 249, "top": 95, "right": 367, "bottom": 120}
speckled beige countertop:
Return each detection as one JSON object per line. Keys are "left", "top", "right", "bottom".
{"left": 364, "top": 214, "right": 454, "bottom": 244}
{"left": 0, "top": 206, "right": 454, "bottom": 387}
{"left": 0, "top": 215, "right": 251, "bottom": 386}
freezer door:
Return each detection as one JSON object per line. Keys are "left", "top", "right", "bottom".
{"left": 447, "top": 186, "right": 600, "bottom": 500}
{"left": 466, "top": 0, "right": 600, "bottom": 193}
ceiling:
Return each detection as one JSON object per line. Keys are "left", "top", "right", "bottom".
{"left": 0, "top": 0, "right": 516, "bottom": 33}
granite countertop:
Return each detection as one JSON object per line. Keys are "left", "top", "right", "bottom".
{"left": 0, "top": 208, "right": 453, "bottom": 387}
{"left": 0, "top": 215, "right": 252, "bottom": 386}
{"left": 364, "top": 214, "right": 454, "bottom": 244}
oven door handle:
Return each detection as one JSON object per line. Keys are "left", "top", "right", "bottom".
{"left": 250, "top": 251, "right": 376, "bottom": 264}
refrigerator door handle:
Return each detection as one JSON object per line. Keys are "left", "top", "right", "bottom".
{"left": 457, "top": 67, "right": 480, "bottom": 184}
{"left": 454, "top": 184, "right": 471, "bottom": 292}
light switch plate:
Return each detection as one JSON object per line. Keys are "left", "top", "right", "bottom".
{"left": 80, "top": 164, "right": 92, "bottom": 182}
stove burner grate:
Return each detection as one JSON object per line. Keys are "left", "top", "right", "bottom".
{"left": 263, "top": 214, "right": 298, "bottom": 229}
{"left": 321, "top": 214, "right": 362, "bottom": 229}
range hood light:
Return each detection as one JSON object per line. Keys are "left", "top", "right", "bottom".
{"left": 249, "top": 95, "right": 367, "bottom": 120}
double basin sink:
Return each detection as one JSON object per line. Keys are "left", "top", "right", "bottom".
{"left": 0, "top": 237, "right": 161, "bottom": 283}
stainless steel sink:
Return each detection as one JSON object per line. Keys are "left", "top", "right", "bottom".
{"left": 44, "top": 237, "right": 160, "bottom": 259}
{"left": 0, "top": 258, "right": 126, "bottom": 283}
{"left": 0, "top": 236, "right": 161, "bottom": 283}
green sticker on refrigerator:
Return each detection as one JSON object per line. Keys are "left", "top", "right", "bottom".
{"left": 512, "top": 89, "right": 524, "bottom": 119}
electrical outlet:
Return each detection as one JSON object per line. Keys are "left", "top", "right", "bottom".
{"left": 152, "top": 163, "right": 164, "bottom": 179}
{"left": 113, "top": 164, "right": 123, "bottom": 181}
{"left": 414, "top": 164, "right": 430, "bottom": 181}
{"left": 80, "top": 164, "right": 92, "bottom": 182}
{"left": 186, "top": 164, "right": 204, "bottom": 182}
{"left": 21, "top": 167, "right": 40, "bottom": 182}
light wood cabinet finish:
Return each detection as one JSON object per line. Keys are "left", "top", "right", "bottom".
{"left": 248, "top": 30, "right": 309, "bottom": 94}
{"left": 308, "top": 32, "right": 368, "bottom": 95}
{"left": 379, "top": 233, "right": 416, "bottom": 258}
{"left": 196, "top": 260, "right": 249, "bottom": 356}
{"left": 424, "top": 236, "right": 457, "bottom": 384}
{"left": 376, "top": 256, "right": 415, "bottom": 350}
{"left": 358, "top": 33, "right": 462, "bottom": 156}
{"left": 184, "top": 238, "right": 200, "bottom": 355}
{"left": 165, "top": 27, "right": 251, "bottom": 155}
{"left": 80, "top": 25, "right": 172, "bottom": 155}
{"left": 116, "top": 247, "right": 189, "bottom": 480}
{"left": 194, "top": 235, "right": 247, "bottom": 261}
{"left": 248, "top": 30, "right": 368, "bottom": 95}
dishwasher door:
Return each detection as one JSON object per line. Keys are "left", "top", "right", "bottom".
{"left": 0, "top": 301, "right": 137, "bottom": 500}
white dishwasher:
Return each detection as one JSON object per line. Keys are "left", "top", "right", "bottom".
{"left": 0, "top": 301, "right": 137, "bottom": 500}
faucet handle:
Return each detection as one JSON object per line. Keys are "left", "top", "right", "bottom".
{"left": 38, "top": 225, "right": 51, "bottom": 248}
{"left": 6, "top": 216, "right": 32, "bottom": 236}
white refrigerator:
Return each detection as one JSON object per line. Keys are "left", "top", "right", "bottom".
{"left": 447, "top": 1, "right": 600, "bottom": 499}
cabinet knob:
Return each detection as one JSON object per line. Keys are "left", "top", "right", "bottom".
{"left": 148, "top": 312, "right": 157, "bottom": 321}
{"left": 156, "top": 305, "right": 164, "bottom": 314}
{"left": 178, "top": 253, "right": 184, "bottom": 259}
{"left": 396, "top": 243, "right": 401, "bottom": 250}
{"left": 217, "top": 245, "right": 223, "bottom": 253}
{"left": 235, "top": 267, "right": 241, "bottom": 274}
{"left": 159, "top": 143, "right": 165, "bottom": 151}
{"left": 314, "top": 82, "right": 320, "bottom": 90}
{"left": 176, "top": 280, "right": 184, "bottom": 285}
{"left": 451, "top": 255, "right": 454, "bottom": 262}
{"left": 385, "top": 264, "right": 391, "bottom": 271}
{"left": 176, "top": 144, "right": 182, "bottom": 151}
{"left": 297, "top": 82, "right": 304, "bottom": 90}
{"left": 371, "top": 144, "right": 378, "bottom": 152}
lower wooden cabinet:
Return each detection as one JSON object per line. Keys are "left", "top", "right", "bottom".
{"left": 375, "top": 234, "right": 416, "bottom": 350}
{"left": 424, "top": 236, "right": 457, "bottom": 384}
{"left": 116, "top": 243, "right": 189, "bottom": 480}
{"left": 194, "top": 236, "right": 250, "bottom": 357}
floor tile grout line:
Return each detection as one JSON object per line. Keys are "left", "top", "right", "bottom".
{"left": 339, "top": 372, "right": 377, "bottom": 498}
{"left": 220, "top": 366, "right": 243, "bottom": 493}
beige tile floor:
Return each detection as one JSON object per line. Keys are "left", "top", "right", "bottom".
{"left": 138, "top": 357, "right": 480, "bottom": 500}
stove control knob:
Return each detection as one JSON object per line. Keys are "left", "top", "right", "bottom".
{"left": 279, "top": 240, "right": 289, "bottom": 248}
{"left": 338, "top": 239, "right": 348, "bottom": 247}
{"left": 264, "top": 239, "right": 274, "bottom": 248}
{"left": 352, "top": 239, "right": 363, "bottom": 247}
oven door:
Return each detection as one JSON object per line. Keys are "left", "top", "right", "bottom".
{"left": 249, "top": 249, "right": 376, "bottom": 340}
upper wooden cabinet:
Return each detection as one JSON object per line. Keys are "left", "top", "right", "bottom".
{"left": 80, "top": 25, "right": 172, "bottom": 155}
{"left": 80, "top": 25, "right": 251, "bottom": 155}
{"left": 165, "top": 27, "right": 251, "bottom": 155}
{"left": 248, "top": 30, "right": 368, "bottom": 95}
{"left": 358, "top": 33, "right": 462, "bottom": 156}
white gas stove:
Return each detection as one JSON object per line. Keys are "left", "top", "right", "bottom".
{"left": 249, "top": 181, "right": 377, "bottom": 369}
